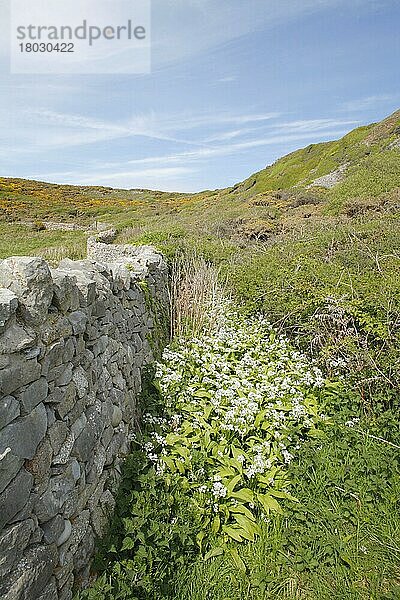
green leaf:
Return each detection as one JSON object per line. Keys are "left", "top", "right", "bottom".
{"left": 204, "top": 547, "right": 224, "bottom": 561}
{"left": 211, "top": 515, "right": 221, "bottom": 534}
{"left": 222, "top": 526, "right": 243, "bottom": 542}
{"left": 231, "top": 488, "right": 254, "bottom": 503}
{"left": 269, "top": 489, "right": 299, "bottom": 502}
{"left": 193, "top": 389, "right": 211, "bottom": 399}
{"left": 232, "top": 513, "right": 261, "bottom": 537}
{"left": 229, "top": 548, "right": 247, "bottom": 573}
{"left": 257, "top": 493, "right": 283, "bottom": 514}
{"left": 230, "top": 504, "right": 256, "bottom": 522}
{"left": 121, "top": 537, "right": 135, "bottom": 551}
{"left": 227, "top": 475, "right": 242, "bottom": 494}
{"left": 162, "top": 456, "right": 176, "bottom": 472}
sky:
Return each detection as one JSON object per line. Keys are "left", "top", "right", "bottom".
{"left": 0, "top": 0, "right": 399, "bottom": 192}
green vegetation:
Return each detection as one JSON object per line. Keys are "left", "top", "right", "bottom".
{"left": 1, "top": 109, "right": 400, "bottom": 600}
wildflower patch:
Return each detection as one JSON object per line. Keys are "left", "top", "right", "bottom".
{"left": 142, "top": 309, "right": 329, "bottom": 546}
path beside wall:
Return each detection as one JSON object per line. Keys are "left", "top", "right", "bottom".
{"left": 0, "top": 236, "right": 169, "bottom": 600}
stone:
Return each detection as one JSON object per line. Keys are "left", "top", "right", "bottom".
{"left": 25, "top": 437, "right": 53, "bottom": 484}
{"left": 0, "top": 395, "right": 20, "bottom": 429}
{"left": 52, "top": 271, "right": 77, "bottom": 312}
{"left": 49, "top": 460, "right": 81, "bottom": 510}
{"left": 53, "top": 362, "right": 73, "bottom": 387}
{"left": 0, "top": 520, "right": 34, "bottom": 578}
{"left": 0, "top": 469, "right": 33, "bottom": 529}
{"left": 56, "top": 519, "right": 72, "bottom": 546}
{"left": 48, "top": 420, "right": 69, "bottom": 455}
{"left": 42, "top": 514, "right": 65, "bottom": 544}
{"left": 40, "top": 316, "right": 72, "bottom": 345}
{"left": 0, "top": 354, "right": 41, "bottom": 396}
{"left": 55, "top": 383, "right": 77, "bottom": 420}
{"left": 0, "top": 257, "right": 53, "bottom": 326}
{"left": 112, "top": 405, "right": 123, "bottom": 427}
{"left": 0, "top": 448, "right": 23, "bottom": 494}
{"left": 36, "top": 577, "right": 58, "bottom": 600}
{"left": 0, "top": 403, "right": 47, "bottom": 460}
{"left": 34, "top": 488, "right": 60, "bottom": 524}
{"left": 0, "top": 544, "right": 58, "bottom": 600}
{"left": 68, "top": 310, "right": 88, "bottom": 335}
{"left": 0, "top": 323, "right": 37, "bottom": 354}
{"left": 41, "top": 340, "right": 65, "bottom": 373}
{"left": 63, "top": 338, "right": 75, "bottom": 363}
{"left": 18, "top": 377, "right": 48, "bottom": 413}
{"left": 91, "top": 490, "right": 116, "bottom": 537}
{"left": 72, "top": 365, "right": 89, "bottom": 398}
{"left": 0, "top": 288, "right": 18, "bottom": 332}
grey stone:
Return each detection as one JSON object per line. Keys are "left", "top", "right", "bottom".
{"left": 34, "top": 488, "right": 60, "bottom": 523}
{"left": 54, "top": 362, "right": 73, "bottom": 386}
{"left": 18, "top": 377, "right": 48, "bottom": 413}
{"left": 68, "top": 310, "right": 87, "bottom": 334}
{"left": 36, "top": 577, "right": 58, "bottom": 600}
{"left": 0, "top": 469, "right": 33, "bottom": 529}
{"left": 112, "top": 405, "right": 123, "bottom": 427}
{"left": 48, "top": 420, "right": 69, "bottom": 455}
{"left": 40, "top": 316, "right": 72, "bottom": 345}
{"left": 63, "top": 338, "right": 75, "bottom": 363}
{"left": 0, "top": 448, "right": 23, "bottom": 494}
{"left": 0, "top": 354, "right": 40, "bottom": 396}
{"left": 0, "top": 403, "right": 47, "bottom": 460}
{"left": 52, "top": 270, "right": 77, "bottom": 312}
{"left": 72, "top": 365, "right": 89, "bottom": 398}
{"left": 25, "top": 436, "right": 53, "bottom": 484}
{"left": 56, "top": 519, "right": 72, "bottom": 546}
{"left": 0, "top": 323, "right": 37, "bottom": 354}
{"left": 42, "top": 514, "right": 65, "bottom": 544}
{"left": 0, "top": 394, "right": 20, "bottom": 429}
{"left": 55, "top": 383, "right": 77, "bottom": 420}
{"left": 42, "top": 340, "right": 65, "bottom": 373}
{"left": 0, "top": 288, "right": 18, "bottom": 332}
{"left": 0, "top": 544, "right": 57, "bottom": 599}
{"left": 0, "top": 520, "right": 34, "bottom": 578}
{"left": 0, "top": 256, "right": 53, "bottom": 326}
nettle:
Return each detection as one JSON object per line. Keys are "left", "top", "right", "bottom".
{"left": 140, "top": 309, "right": 331, "bottom": 551}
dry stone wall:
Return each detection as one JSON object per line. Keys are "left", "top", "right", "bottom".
{"left": 0, "top": 236, "right": 169, "bottom": 600}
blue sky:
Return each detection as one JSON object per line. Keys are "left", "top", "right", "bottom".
{"left": 0, "top": 0, "right": 399, "bottom": 192}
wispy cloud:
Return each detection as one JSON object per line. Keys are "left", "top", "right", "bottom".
{"left": 340, "top": 94, "right": 399, "bottom": 112}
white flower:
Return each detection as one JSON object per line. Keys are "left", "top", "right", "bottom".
{"left": 211, "top": 481, "right": 227, "bottom": 498}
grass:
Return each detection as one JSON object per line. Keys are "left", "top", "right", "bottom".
{"left": 0, "top": 223, "right": 86, "bottom": 261}
{"left": 171, "top": 415, "right": 400, "bottom": 600}
{"left": 1, "top": 110, "right": 400, "bottom": 600}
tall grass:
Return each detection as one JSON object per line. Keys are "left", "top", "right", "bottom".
{"left": 169, "top": 253, "right": 228, "bottom": 339}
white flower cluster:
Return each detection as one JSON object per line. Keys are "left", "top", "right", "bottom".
{"left": 142, "top": 308, "right": 327, "bottom": 520}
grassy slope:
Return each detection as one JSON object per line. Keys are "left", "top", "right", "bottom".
{"left": 1, "top": 110, "right": 400, "bottom": 600}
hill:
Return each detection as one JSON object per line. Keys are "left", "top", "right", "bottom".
{"left": 1, "top": 110, "right": 400, "bottom": 600}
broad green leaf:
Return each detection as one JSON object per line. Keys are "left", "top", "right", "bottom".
{"left": 227, "top": 475, "right": 242, "bottom": 494}
{"left": 121, "top": 537, "right": 135, "bottom": 551}
{"left": 222, "top": 526, "right": 243, "bottom": 542}
{"left": 231, "top": 488, "right": 254, "bottom": 503}
{"left": 211, "top": 515, "right": 221, "bottom": 534}
{"left": 162, "top": 456, "right": 176, "bottom": 472}
{"left": 230, "top": 504, "right": 256, "bottom": 522}
{"left": 269, "top": 489, "right": 299, "bottom": 502}
{"left": 229, "top": 548, "right": 247, "bottom": 573}
{"left": 193, "top": 389, "right": 211, "bottom": 399}
{"left": 257, "top": 493, "right": 283, "bottom": 514}
{"left": 204, "top": 547, "right": 224, "bottom": 561}
{"left": 232, "top": 513, "right": 261, "bottom": 537}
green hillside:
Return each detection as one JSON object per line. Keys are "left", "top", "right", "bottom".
{"left": 1, "top": 110, "right": 400, "bottom": 600}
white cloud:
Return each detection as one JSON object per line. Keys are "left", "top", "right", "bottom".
{"left": 340, "top": 94, "right": 399, "bottom": 112}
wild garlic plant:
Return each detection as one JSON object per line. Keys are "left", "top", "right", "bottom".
{"left": 141, "top": 306, "right": 330, "bottom": 546}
